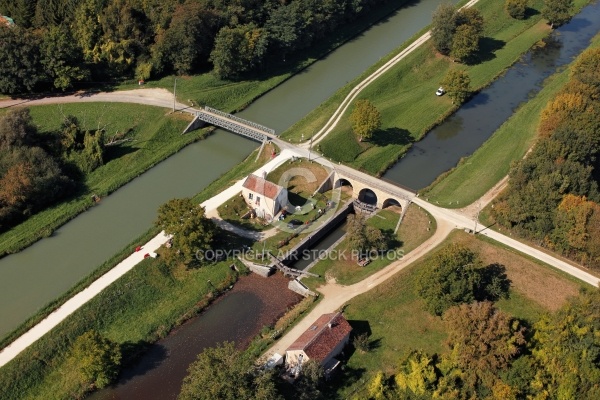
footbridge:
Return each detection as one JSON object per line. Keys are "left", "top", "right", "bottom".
{"left": 184, "top": 106, "right": 277, "bottom": 143}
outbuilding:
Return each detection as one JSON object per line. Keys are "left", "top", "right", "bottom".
{"left": 241, "top": 174, "right": 288, "bottom": 221}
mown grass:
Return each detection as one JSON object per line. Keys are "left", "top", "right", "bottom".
{"left": 422, "top": 32, "right": 600, "bottom": 207}
{"left": 0, "top": 103, "right": 203, "bottom": 257}
{"left": 284, "top": 0, "right": 589, "bottom": 177}
{"left": 303, "top": 205, "right": 435, "bottom": 290}
{"left": 331, "top": 229, "right": 585, "bottom": 399}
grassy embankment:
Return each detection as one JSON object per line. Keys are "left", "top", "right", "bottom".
{"left": 302, "top": 205, "right": 435, "bottom": 290}
{"left": 0, "top": 0, "right": 427, "bottom": 258}
{"left": 282, "top": 0, "right": 588, "bottom": 177}
{"left": 0, "top": 104, "right": 197, "bottom": 257}
{"left": 423, "top": 31, "right": 600, "bottom": 207}
{"left": 0, "top": 144, "right": 285, "bottom": 399}
{"left": 329, "top": 230, "right": 589, "bottom": 399}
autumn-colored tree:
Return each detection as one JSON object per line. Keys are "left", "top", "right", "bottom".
{"left": 394, "top": 350, "right": 439, "bottom": 396}
{"left": 570, "top": 47, "right": 600, "bottom": 99}
{"left": 530, "top": 289, "right": 600, "bottom": 398}
{"left": 441, "top": 69, "right": 471, "bottom": 104}
{"left": 538, "top": 92, "right": 592, "bottom": 137}
{"left": 155, "top": 197, "right": 217, "bottom": 267}
{"left": 443, "top": 302, "right": 526, "bottom": 390}
{"left": 349, "top": 99, "right": 381, "bottom": 141}
{"left": 505, "top": 0, "right": 528, "bottom": 19}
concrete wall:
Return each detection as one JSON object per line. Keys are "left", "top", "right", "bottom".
{"left": 321, "top": 332, "right": 351, "bottom": 367}
{"left": 182, "top": 115, "right": 206, "bottom": 134}
{"left": 279, "top": 199, "right": 353, "bottom": 266}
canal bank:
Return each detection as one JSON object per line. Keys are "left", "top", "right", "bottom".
{"left": 0, "top": 0, "right": 460, "bottom": 341}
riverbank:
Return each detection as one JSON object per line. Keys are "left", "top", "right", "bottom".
{"left": 282, "top": 0, "right": 589, "bottom": 177}
{"left": 422, "top": 31, "right": 600, "bottom": 206}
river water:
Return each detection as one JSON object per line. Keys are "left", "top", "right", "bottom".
{"left": 383, "top": 0, "right": 600, "bottom": 189}
{"left": 0, "top": 0, "right": 454, "bottom": 339}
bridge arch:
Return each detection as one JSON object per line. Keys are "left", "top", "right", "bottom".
{"left": 334, "top": 178, "right": 353, "bottom": 196}
{"left": 358, "top": 188, "right": 378, "bottom": 205}
{"left": 382, "top": 198, "right": 403, "bottom": 213}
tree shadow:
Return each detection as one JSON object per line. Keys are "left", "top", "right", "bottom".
{"left": 524, "top": 7, "right": 540, "bottom": 20}
{"left": 469, "top": 37, "right": 506, "bottom": 65}
{"left": 381, "top": 228, "right": 403, "bottom": 249}
{"left": 103, "top": 145, "right": 139, "bottom": 163}
{"left": 476, "top": 263, "right": 512, "bottom": 301}
{"left": 116, "top": 341, "right": 168, "bottom": 384}
{"left": 370, "top": 127, "right": 412, "bottom": 147}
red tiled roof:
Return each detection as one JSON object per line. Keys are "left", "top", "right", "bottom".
{"left": 287, "top": 312, "right": 352, "bottom": 363}
{"left": 242, "top": 174, "right": 283, "bottom": 200}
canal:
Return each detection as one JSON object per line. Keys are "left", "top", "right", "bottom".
{"left": 383, "top": 0, "right": 600, "bottom": 189}
{"left": 0, "top": 0, "right": 456, "bottom": 338}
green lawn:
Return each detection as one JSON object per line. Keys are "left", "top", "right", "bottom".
{"left": 303, "top": 205, "right": 435, "bottom": 290}
{"left": 331, "top": 229, "right": 585, "bottom": 398}
{"left": 218, "top": 193, "right": 272, "bottom": 231}
{"left": 422, "top": 32, "right": 600, "bottom": 207}
{"left": 0, "top": 103, "right": 203, "bottom": 257}
{"left": 284, "top": 0, "right": 589, "bottom": 176}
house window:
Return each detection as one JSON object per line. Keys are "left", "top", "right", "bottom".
{"left": 256, "top": 196, "right": 260, "bottom": 206}
{"left": 248, "top": 193, "right": 253, "bottom": 200}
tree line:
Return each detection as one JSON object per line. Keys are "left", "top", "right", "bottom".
{"left": 0, "top": 0, "right": 394, "bottom": 94}
{"left": 0, "top": 108, "right": 105, "bottom": 233}
{"left": 490, "top": 47, "right": 600, "bottom": 268}
{"left": 356, "top": 244, "right": 600, "bottom": 399}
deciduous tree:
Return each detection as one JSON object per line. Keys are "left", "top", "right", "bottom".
{"left": 349, "top": 99, "right": 381, "bottom": 141}
{"left": 69, "top": 330, "right": 121, "bottom": 389}
{"left": 441, "top": 69, "right": 471, "bottom": 104}
{"left": 155, "top": 197, "right": 216, "bottom": 267}
{"left": 431, "top": 3, "right": 457, "bottom": 55}
{"left": 505, "top": 0, "right": 528, "bottom": 19}
{"left": 542, "top": 0, "right": 573, "bottom": 28}
{"left": 416, "top": 244, "right": 481, "bottom": 315}
{"left": 451, "top": 24, "right": 480, "bottom": 63}
{"left": 0, "top": 26, "right": 43, "bottom": 94}
{"left": 179, "top": 342, "right": 281, "bottom": 400}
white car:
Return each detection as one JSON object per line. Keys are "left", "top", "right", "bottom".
{"left": 436, "top": 87, "right": 445, "bottom": 96}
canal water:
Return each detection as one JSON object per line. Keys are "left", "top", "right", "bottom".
{"left": 89, "top": 273, "right": 301, "bottom": 400}
{"left": 383, "top": 0, "right": 600, "bottom": 190}
{"left": 0, "top": 0, "right": 455, "bottom": 338}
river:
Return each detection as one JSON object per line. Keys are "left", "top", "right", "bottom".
{"left": 383, "top": 0, "right": 600, "bottom": 189}
{"left": 0, "top": 0, "right": 455, "bottom": 339}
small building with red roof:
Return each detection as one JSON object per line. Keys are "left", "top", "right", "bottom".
{"left": 242, "top": 173, "right": 288, "bottom": 221}
{"left": 285, "top": 312, "right": 352, "bottom": 377}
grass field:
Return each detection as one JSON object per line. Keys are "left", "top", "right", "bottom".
{"left": 303, "top": 204, "right": 436, "bottom": 290}
{"left": 0, "top": 103, "right": 201, "bottom": 257}
{"left": 423, "top": 32, "right": 600, "bottom": 207}
{"left": 282, "top": 0, "right": 589, "bottom": 176}
{"left": 330, "top": 229, "right": 586, "bottom": 398}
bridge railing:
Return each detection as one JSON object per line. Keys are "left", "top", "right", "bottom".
{"left": 337, "top": 168, "right": 416, "bottom": 200}
{"left": 205, "top": 107, "right": 275, "bottom": 136}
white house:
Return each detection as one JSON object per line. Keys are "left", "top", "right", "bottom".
{"left": 285, "top": 312, "right": 352, "bottom": 377}
{"left": 241, "top": 174, "right": 288, "bottom": 221}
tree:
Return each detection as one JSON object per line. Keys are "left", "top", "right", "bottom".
{"left": 0, "top": 26, "right": 43, "bottom": 94}
{"left": 179, "top": 341, "right": 281, "bottom": 400}
{"left": 451, "top": 24, "right": 480, "bottom": 63}
{"left": 570, "top": 47, "right": 600, "bottom": 98}
{"left": 505, "top": 0, "right": 528, "bottom": 19}
{"left": 346, "top": 213, "right": 386, "bottom": 254}
{"left": 530, "top": 289, "right": 600, "bottom": 398}
{"left": 542, "top": 0, "right": 573, "bottom": 28}
{"left": 69, "top": 330, "right": 121, "bottom": 389}
{"left": 431, "top": 3, "right": 457, "bottom": 55}
{"left": 294, "top": 359, "right": 325, "bottom": 400}
{"left": 210, "top": 24, "right": 267, "bottom": 79}
{"left": 0, "top": 108, "right": 36, "bottom": 150}
{"left": 441, "top": 69, "right": 471, "bottom": 104}
{"left": 443, "top": 302, "right": 526, "bottom": 390}
{"left": 394, "top": 350, "right": 439, "bottom": 396}
{"left": 349, "top": 99, "right": 381, "bottom": 141}
{"left": 155, "top": 197, "right": 217, "bottom": 267}
{"left": 40, "top": 25, "right": 89, "bottom": 90}
{"left": 415, "top": 244, "right": 481, "bottom": 315}
{"left": 454, "top": 8, "right": 484, "bottom": 36}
